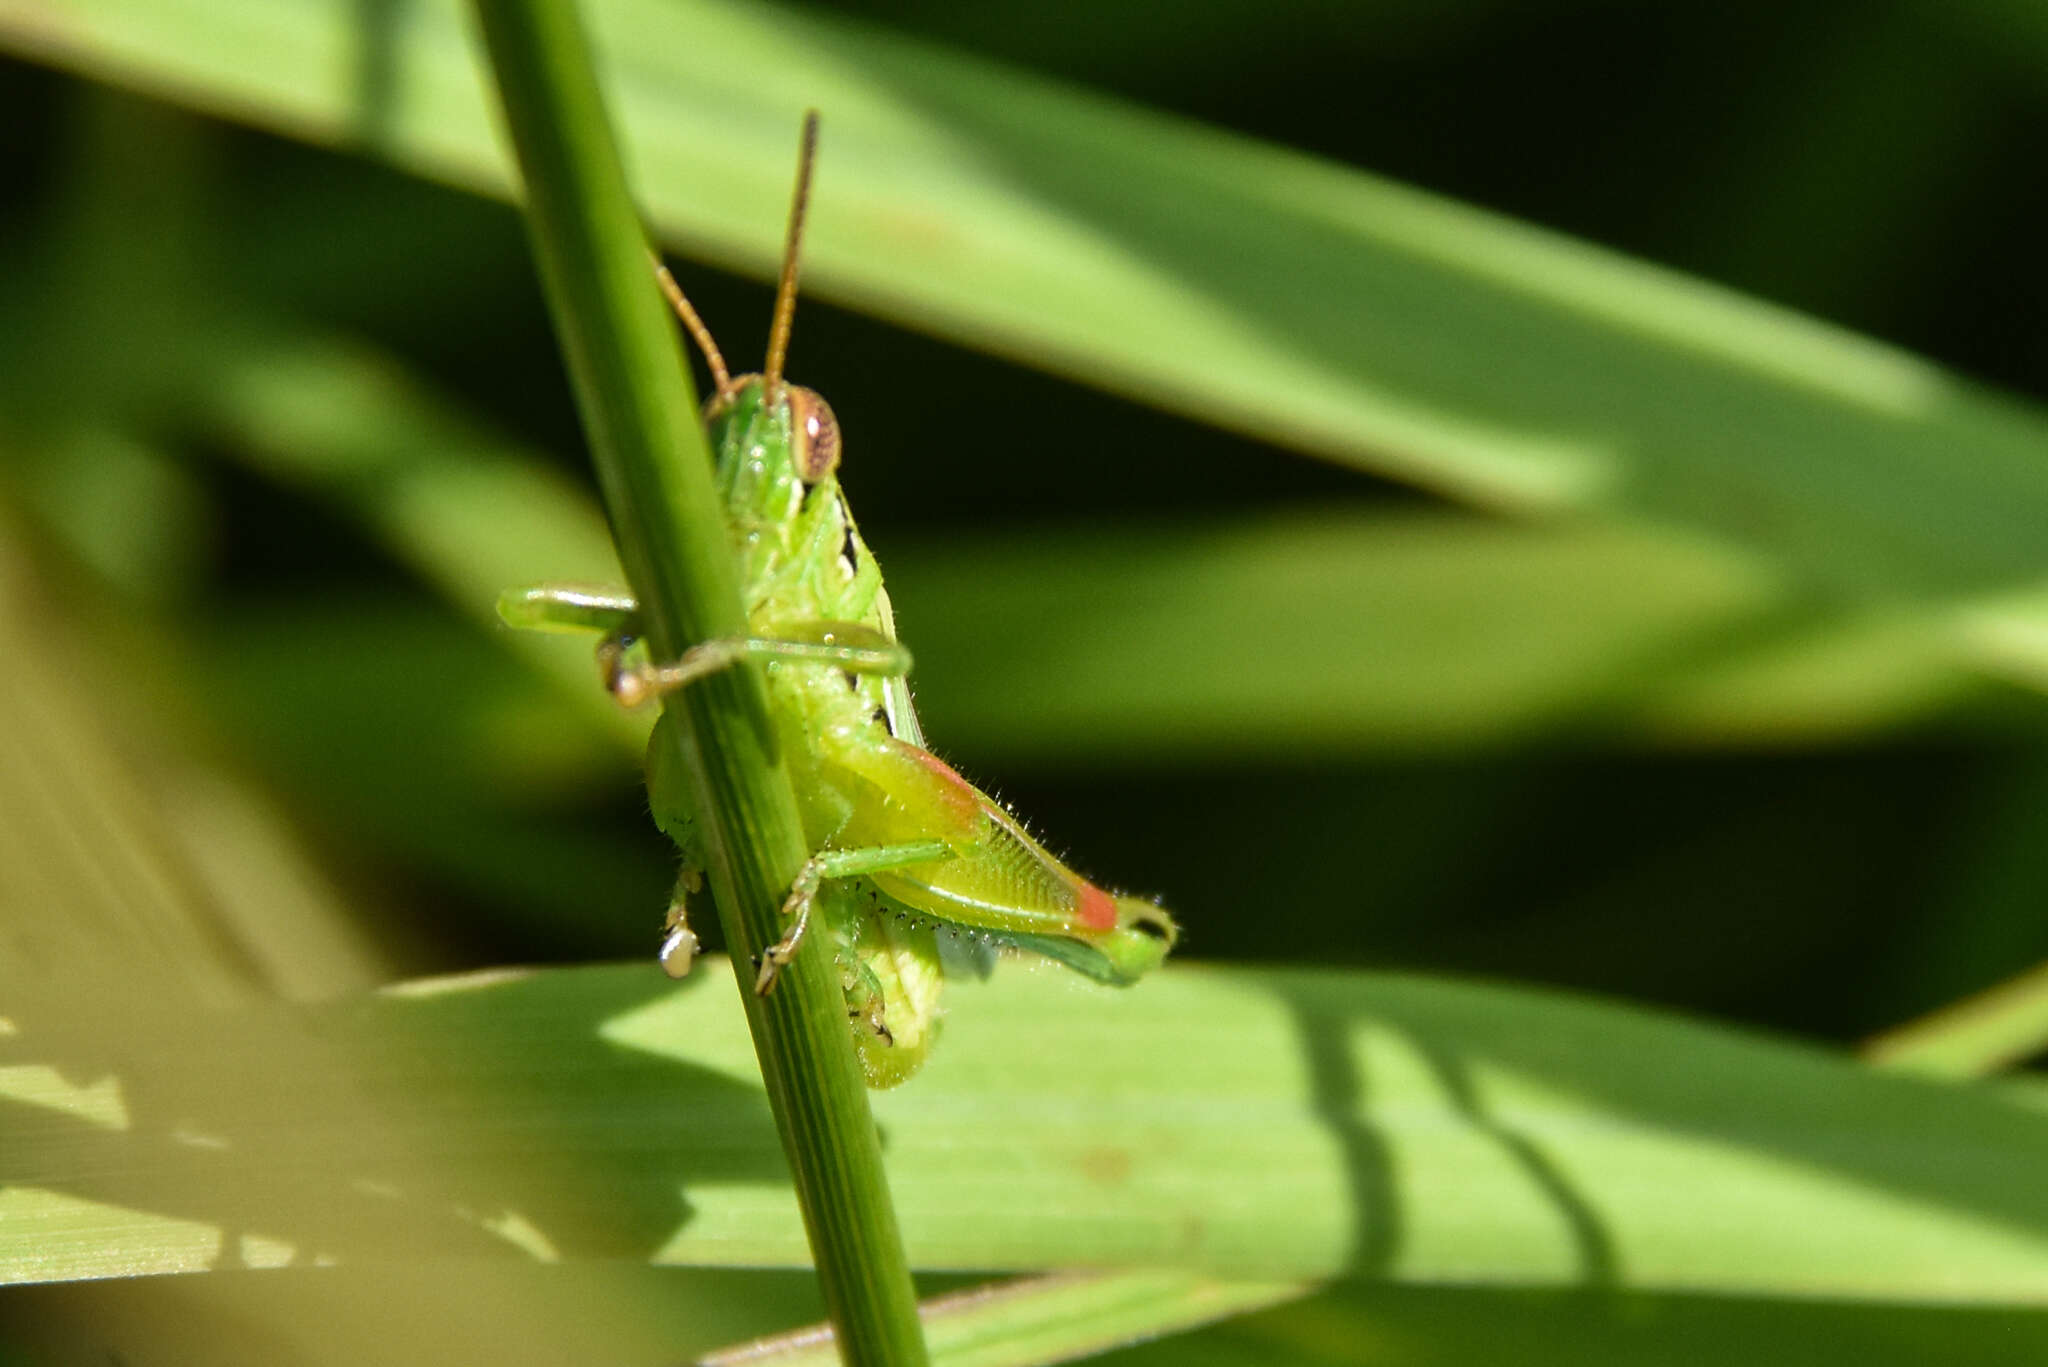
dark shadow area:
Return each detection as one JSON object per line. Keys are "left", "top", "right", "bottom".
{"left": 991, "top": 743, "right": 1992, "bottom": 1041}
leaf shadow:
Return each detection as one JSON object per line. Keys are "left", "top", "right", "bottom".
{"left": 1265, "top": 966, "right": 2048, "bottom": 1285}
{"left": 1285, "top": 980, "right": 1615, "bottom": 1283}
{"left": 0, "top": 964, "right": 782, "bottom": 1274}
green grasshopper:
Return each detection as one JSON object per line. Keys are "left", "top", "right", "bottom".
{"left": 501, "top": 114, "right": 1177, "bottom": 1087}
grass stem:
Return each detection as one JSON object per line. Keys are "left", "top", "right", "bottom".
{"left": 470, "top": 4, "right": 929, "bottom": 1361}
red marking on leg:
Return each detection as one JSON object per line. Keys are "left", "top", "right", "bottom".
{"left": 1076, "top": 882, "right": 1118, "bottom": 932}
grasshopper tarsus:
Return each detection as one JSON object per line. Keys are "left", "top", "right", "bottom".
{"left": 658, "top": 874, "right": 702, "bottom": 979}
{"left": 756, "top": 864, "right": 821, "bottom": 995}
{"left": 658, "top": 924, "right": 699, "bottom": 979}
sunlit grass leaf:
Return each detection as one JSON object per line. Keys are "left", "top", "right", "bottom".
{"left": 704, "top": 1271, "right": 1314, "bottom": 1367}
{"left": 5, "top": 958, "right": 2046, "bottom": 1302}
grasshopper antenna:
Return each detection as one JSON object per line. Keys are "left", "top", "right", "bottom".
{"left": 651, "top": 250, "right": 733, "bottom": 397}
{"left": 763, "top": 110, "right": 820, "bottom": 403}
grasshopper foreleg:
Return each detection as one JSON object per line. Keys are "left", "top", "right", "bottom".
{"left": 758, "top": 839, "right": 955, "bottom": 994}
{"left": 500, "top": 588, "right": 910, "bottom": 707}
{"left": 603, "top": 626, "right": 907, "bottom": 708}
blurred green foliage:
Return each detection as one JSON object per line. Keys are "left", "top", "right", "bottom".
{"left": 2, "top": 0, "right": 2048, "bottom": 1361}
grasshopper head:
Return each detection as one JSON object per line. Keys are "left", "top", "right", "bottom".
{"left": 706, "top": 378, "right": 843, "bottom": 532}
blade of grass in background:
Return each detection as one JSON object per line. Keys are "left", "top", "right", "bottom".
{"left": 164, "top": 334, "right": 2003, "bottom": 761}
{"left": 721, "top": 956, "right": 2048, "bottom": 1367}
{"left": 887, "top": 515, "right": 1996, "bottom": 762}
{"left": 1102, "top": 1281, "right": 2048, "bottom": 1367}
{"left": 720, "top": 1279, "right": 2048, "bottom": 1367}
{"left": 2, "top": 1265, "right": 833, "bottom": 1367}
{"left": 9, "top": 1262, "right": 2048, "bottom": 1367}
{"left": 0, "top": 509, "right": 389, "bottom": 1003}
{"left": 699, "top": 1272, "right": 1315, "bottom": 1367}
{"left": 195, "top": 329, "right": 636, "bottom": 738}
{"left": 5, "top": 957, "right": 2048, "bottom": 1302}
{"left": 1866, "top": 960, "right": 2048, "bottom": 1078}
{"left": 7, "top": 0, "right": 2048, "bottom": 639}
{"left": 0, "top": 523, "right": 1067, "bottom": 1362}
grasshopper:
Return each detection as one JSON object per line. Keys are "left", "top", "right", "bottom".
{"left": 501, "top": 114, "right": 1177, "bottom": 1087}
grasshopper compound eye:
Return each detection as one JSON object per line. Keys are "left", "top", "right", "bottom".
{"left": 786, "top": 385, "right": 841, "bottom": 484}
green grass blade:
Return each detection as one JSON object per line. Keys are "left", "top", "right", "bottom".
{"left": 0, "top": 1265, "right": 837, "bottom": 1367}
{"left": 1866, "top": 960, "right": 2048, "bottom": 1079}
{"left": 886, "top": 514, "right": 1990, "bottom": 762}
{"left": 466, "top": 4, "right": 925, "bottom": 1362}
{"left": 0, "top": 510, "right": 388, "bottom": 1003}
{"left": 1112, "top": 1283, "right": 2048, "bottom": 1367}
{"left": 6, "top": 958, "right": 2048, "bottom": 1303}
{"left": 700, "top": 1272, "right": 1315, "bottom": 1367}
{"left": 9, "top": 0, "right": 2048, "bottom": 625}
